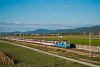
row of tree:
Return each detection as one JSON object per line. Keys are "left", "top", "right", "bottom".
{"left": 0, "top": 32, "right": 100, "bottom": 37}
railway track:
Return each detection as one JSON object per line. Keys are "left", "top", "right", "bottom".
{"left": 0, "top": 40, "right": 100, "bottom": 67}
{"left": 1, "top": 37, "right": 100, "bottom": 57}
{"left": 31, "top": 43, "right": 100, "bottom": 57}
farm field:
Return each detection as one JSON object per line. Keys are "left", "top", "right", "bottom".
{"left": 0, "top": 41, "right": 88, "bottom": 67}
{"left": 1, "top": 39, "right": 100, "bottom": 66}
{"left": 16, "top": 35, "right": 100, "bottom": 46}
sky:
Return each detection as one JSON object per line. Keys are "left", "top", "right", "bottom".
{"left": 0, "top": 0, "right": 100, "bottom": 32}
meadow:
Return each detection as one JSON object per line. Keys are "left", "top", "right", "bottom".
{"left": 1, "top": 39, "right": 100, "bottom": 66}
{"left": 17, "top": 35, "right": 100, "bottom": 46}
{"left": 0, "top": 41, "right": 87, "bottom": 67}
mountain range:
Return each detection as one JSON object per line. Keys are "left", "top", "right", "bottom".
{"left": 0, "top": 25, "right": 100, "bottom": 34}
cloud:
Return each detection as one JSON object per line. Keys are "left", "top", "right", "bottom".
{"left": 63, "top": 4, "right": 71, "bottom": 8}
{"left": 16, "top": 22, "right": 20, "bottom": 24}
{"left": 0, "top": 22, "right": 79, "bottom": 31}
{"left": 0, "top": 22, "right": 75, "bottom": 27}
{"left": 0, "top": 22, "right": 38, "bottom": 25}
{"left": 1, "top": 22, "right": 95, "bottom": 32}
{"left": 0, "top": 22, "right": 21, "bottom": 25}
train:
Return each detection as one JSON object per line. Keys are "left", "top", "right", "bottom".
{"left": 5, "top": 37, "right": 76, "bottom": 48}
{"left": 55, "top": 40, "right": 70, "bottom": 48}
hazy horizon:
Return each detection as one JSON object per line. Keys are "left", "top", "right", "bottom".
{"left": 0, "top": 0, "right": 100, "bottom": 32}
{"left": 0, "top": 25, "right": 99, "bottom": 32}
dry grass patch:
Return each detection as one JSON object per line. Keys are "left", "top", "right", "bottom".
{"left": 0, "top": 50, "right": 14, "bottom": 65}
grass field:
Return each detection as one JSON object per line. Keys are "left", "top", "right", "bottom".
{"left": 1, "top": 39, "right": 100, "bottom": 65}
{"left": 0, "top": 41, "right": 88, "bottom": 67}
{"left": 17, "top": 35, "right": 100, "bottom": 46}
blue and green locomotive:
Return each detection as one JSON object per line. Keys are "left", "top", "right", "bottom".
{"left": 54, "top": 40, "right": 70, "bottom": 48}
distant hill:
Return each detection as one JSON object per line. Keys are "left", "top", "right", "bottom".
{"left": 25, "top": 29, "right": 49, "bottom": 34}
{"left": 12, "top": 31, "right": 22, "bottom": 34}
{"left": 74, "top": 25, "right": 100, "bottom": 33}
{"left": 24, "top": 25, "right": 100, "bottom": 34}
{"left": 0, "top": 25, "right": 100, "bottom": 34}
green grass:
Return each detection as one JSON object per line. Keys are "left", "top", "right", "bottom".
{"left": 16, "top": 35, "right": 100, "bottom": 46}
{"left": 0, "top": 41, "right": 88, "bottom": 67}
{"left": 1, "top": 39, "right": 100, "bottom": 65}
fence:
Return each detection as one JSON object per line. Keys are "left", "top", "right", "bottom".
{"left": 76, "top": 44, "right": 100, "bottom": 52}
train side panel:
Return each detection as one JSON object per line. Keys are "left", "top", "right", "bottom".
{"left": 54, "top": 43, "right": 70, "bottom": 48}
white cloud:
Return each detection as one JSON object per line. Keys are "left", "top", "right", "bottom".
{"left": 6, "top": 22, "right": 12, "bottom": 24}
{"left": 16, "top": 22, "right": 20, "bottom": 24}
{"left": 0, "top": 22, "right": 74, "bottom": 27}
{"left": 63, "top": 4, "right": 71, "bottom": 8}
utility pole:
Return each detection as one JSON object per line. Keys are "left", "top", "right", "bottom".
{"left": 0, "top": 34, "right": 1, "bottom": 38}
{"left": 23, "top": 34, "right": 25, "bottom": 42}
{"left": 89, "top": 33, "right": 92, "bottom": 57}
{"left": 43, "top": 34, "right": 44, "bottom": 41}
{"left": 11, "top": 34, "right": 12, "bottom": 40}
{"left": 57, "top": 34, "right": 60, "bottom": 41}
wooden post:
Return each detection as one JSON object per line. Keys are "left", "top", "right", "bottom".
{"left": 96, "top": 46, "right": 99, "bottom": 52}
{"left": 85, "top": 45, "right": 86, "bottom": 50}
{"left": 89, "top": 33, "right": 92, "bottom": 57}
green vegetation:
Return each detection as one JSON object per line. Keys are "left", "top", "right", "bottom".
{"left": 0, "top": 41, "right": 87, "bottom": 67}
{"left": 1, "top": 39, "right": 100, "bottom": 65}
{"left": 16, "top": 35, "right": 100, "bottom": 46}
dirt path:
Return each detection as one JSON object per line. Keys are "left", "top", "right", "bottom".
{"left": 30, "top": 43, "right": 100, "bottom": 57}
